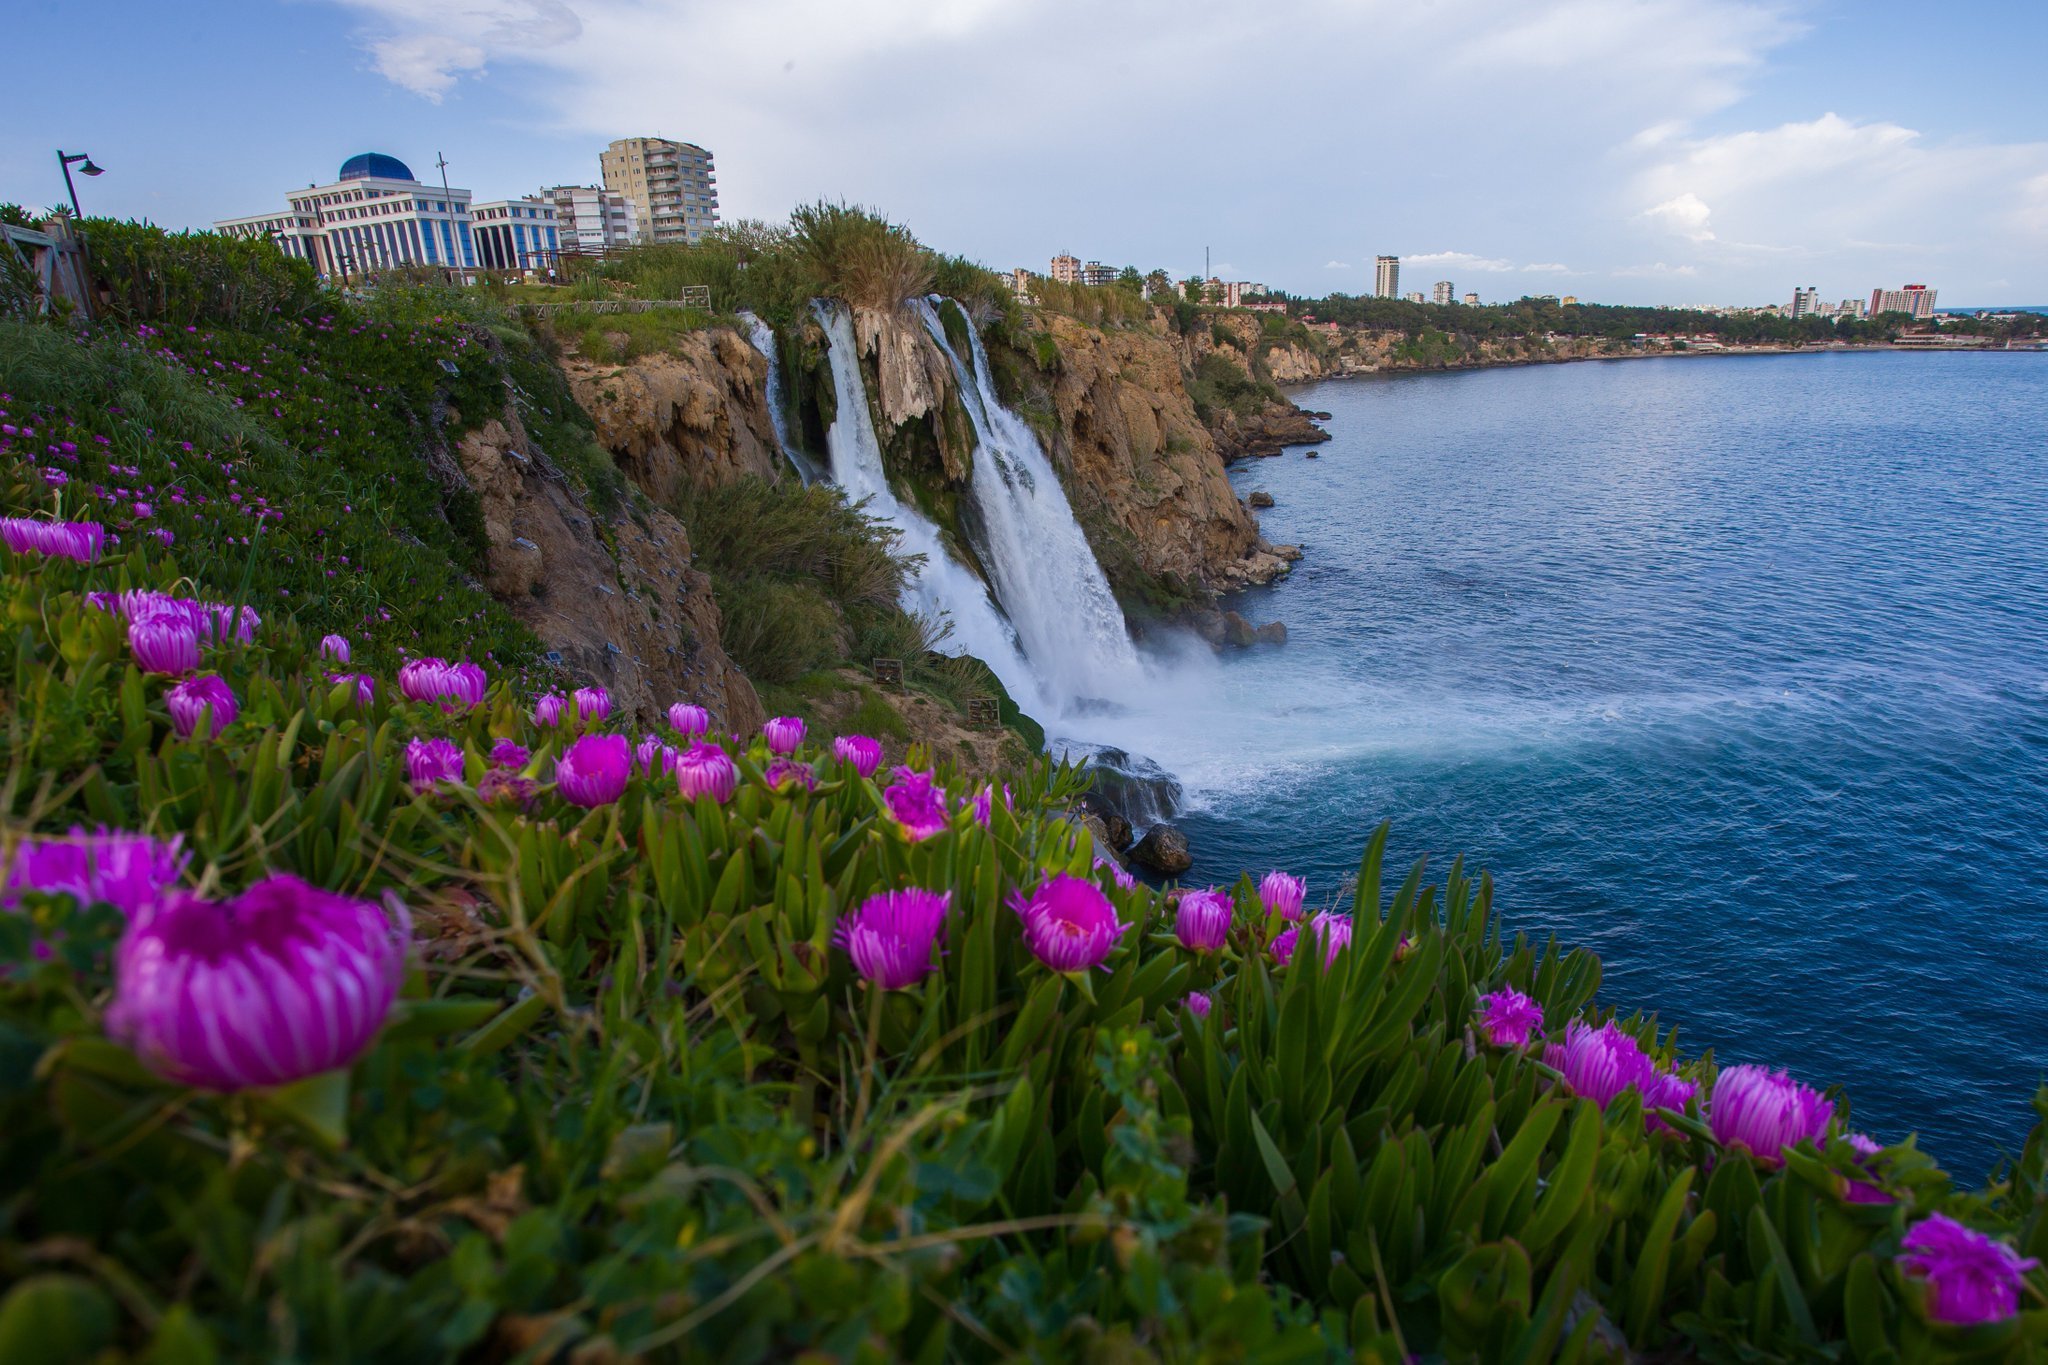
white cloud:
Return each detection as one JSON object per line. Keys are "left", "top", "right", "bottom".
{"left": 1643, "top": 192, "right": 1716, "bottom": 242}
{"left": 1613, "top": 262, "right": 1699, "bottom": 277}
{"left": 1406, "top": 250, "right": 1515, "bottom": 272}
{"left": 1323, "top": 260, "right": 1352, "bottom": 270}
{"left": 369, "top": 33, "right": 486, "bottom": 100}
{"left": 1522, "top": 262, "right": 1573, "bottom": 273}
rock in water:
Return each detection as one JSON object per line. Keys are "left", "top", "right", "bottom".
{"left": 1249, "top": 491, "right": 1275, "bottom": 509}
{"left": 1130, "top": 824, "right": 1193, "bottom": 875}
{"left": 1221, "top": 611, "right": 1257, "bottom": 648}
{"left": 1253, "top": 620, "right": 1288, "bottom": 645}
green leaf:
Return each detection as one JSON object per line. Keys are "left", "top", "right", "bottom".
{"left": 1625, "top": 1167, "right": 1694, "bottom": 1345}
{"left": 1747, "top": 1203, "right": 1820, "bottom": 1346}
{"left": 1520, "top": 1099, "right": 1599, "bottom": 1256}
{"left": 258, "top": 1067, "right": 351, "bottom": 1148}
{"left": 0, "top": 1276, "right": 117, "bottom": 1361}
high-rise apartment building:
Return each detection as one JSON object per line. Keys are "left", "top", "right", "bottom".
{"left": 1403, "top": 291, "right": 1425, "bottom": 305}
{"left": 1081, "top": 261, "right": 1116, "bottom": 287}
{"left": 1375, "top": 255, "right": 1400, "bottom": 298}
{"left": 1869, "top": 284, "right": 1936, "bottom": 320}
{"left": 1432, "top": 280, "right": 1454, "bottom": 306}
{"left": 600, "top": 138, "right": 719, "bottom": 245}
{"left": 1791, "top": 286, "right": 1821, "bottom": 318}
{"left": 540, "top": 184, "right": 639, "bottom": 253}
{"left": 1462, "top": 291, "right": 1480, "bottom": 306}
{"left": 216, "top": 151, "right": 476, "bottom": 278}
{"left": 1049, "top": 253, "right": 1082, "bottom": 284}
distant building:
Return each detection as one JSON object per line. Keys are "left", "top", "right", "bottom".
{"left": 1432, "top": 280, "right": 1454, "bottom": 306}
{"left": 1048, "top": 253, "right": 1081, "bottom": 285}
{"left": 539, "top": 185, "right": 638, "bottom": 253}
{"left": 1374, "top": 255, "right": 1400, "bottom": 299}
{"left": 1869, "top": 284, "right": 1936, "bottom": 320}
{"left": 1403, "top": 290, "right": 1425, "bottom": 305}
{"left": 471, "top": 199, "right": 560, "bottom": 271}
{"left": 216, "top": 151, "right": 476, "bottom": 278}
{"left": 1081, "top": 260, "right": 1116, "bottom": 287}
{"left": 1791, "top": 286, "right": 1821, "bottom": 318}
{"left": 1462, "top": 291, "right": 1480, "bottom": 306}
{"left": 1009, "top": 267, "right": 1035, "bottom": 301}
{"left": 1561, "top": 295, "right": 1578, "bottom": 306}
{"left": 600, "top": 137, "right": 718, "bottom": 245}
{"left": 1838, "top": 297, "right": 1866, "bottom": 319}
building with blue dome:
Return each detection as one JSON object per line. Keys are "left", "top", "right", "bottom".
{"left": 215, "top": 152, "right": 553, "bottom": 279}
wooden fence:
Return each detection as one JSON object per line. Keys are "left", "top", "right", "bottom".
{"left": 1, "top": 218, "right": 94, "bottom": 319}
{"left": 515, "top": 286, "right": 711, "bottom": 317}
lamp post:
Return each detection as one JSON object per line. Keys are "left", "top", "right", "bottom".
{"left": 55, "top": 150, "right": 104, "bottom": 219}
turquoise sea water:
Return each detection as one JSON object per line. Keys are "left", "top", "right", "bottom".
{"left": 1172, "top": 352, "right": 2048, "bottom": 1177}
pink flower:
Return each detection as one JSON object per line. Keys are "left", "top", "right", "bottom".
{"left": 534, "top": 692, "right": 567, "bottom": 727}
{"left": 1094, "top": 857, "right": 1137, "bottom": 891}
{"left": 668, "top": 702, "right": 710, "bottom": 737}
{"left": 129, "top": 615, "right": 201, "bottom": 675}
{"left": 1841, "top": 1133, "right": 1893, "bottom": 1205}
{"left": 1173, "top": 888, "right": 1233, "bottom": 953}
{"left": 0, "top": 517, "right": 104, "bottom": 563}
{"left": 490, "top": 738, "right": 530, "bottom": 770}
{"left": 405, "top": 736, "right": 464, "bottom": 788}
{"left": 832, "top": 734, "right": 884, "bottom": 777}
{"left": 765, "top": 757, "right": 817, "bottom": 792}
{"left": 762, "top": 716, "right": 806, "bottom": 755}
{"left": 1897, "top": 1214, "right": 2039, "bottom": 1326}
{"left": 1707, "top": 1065, "right": 1834, "bottom": 1167}
{"left": 1184, "top": 991, "right": 1213, "bottom": 1020}
{"left": 833, "top": 888, "right": 950, "bottom": 989}
{"left": 635, "top": 733, "right": 670, "bottom": 776}
{"left": 554, "top": 733, "right": 631, "bottom": 808}
{"left": 1009, "top": 873, "right": 1129, "bottom": 973}
{"left": 883, "top": 767, "right": 948, "bottom": 841}
{"left": 675, "top": 742, "right": 739, "bottom": 803}
{"left": 1270, "top": 924, "right": 1301, "bottom": 966}
{"left": 166, "top": 674, "right": 238, "bottom": 738}
{"left": 327, "top": 672, "right": 375, "bottom": 706}
{"left": 1258, "top": 870, "right": 1306, "bottom": 921}
{"left": 318, "top": 634, "right": 351, "bottom": 664}
{"left": 1307, "top": 912, "right": 1353, "bottom": 967}
{"left": 397, "top": 658, "right": 486, "bottom": 712}
{"left": 573, "top": 686, "right": 611, "bottom": 722}
{"left": 106, "top": 875, "right": 410, "bottom": 1091}
{"left": 3, "top": 827, "right": 188, "bottom": 920}
{"left": 1475, "top": 987, "right": 1544, "bottom": 1048}
{"left": 478, "top": 770, "right": 537, "bottom": 809}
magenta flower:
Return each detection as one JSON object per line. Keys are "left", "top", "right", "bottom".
{"left": 490, "top": 738, "right": 530, "bottom": 770}
{"left": 3, "top": 827, "right": 188, "bottom": 920}
{"left": 573, "top": 686, "right": 611, "bottom": 722}
{"left": 1475, "top": 987, "right": 1544, "bottom": 1049}
{"left": 1258, "top": 870, "right": 1307, "bottom": 921}
{"left": 1094, "top": 857, "right": 1137, "bottom": 891}
{"left": 318, "top": 634, "right": 351, "bottom": 664}
{"left": 1547, "top": 1021, "right": 1691, "bottom": 1122}
{"left": 478, "top": 769, "right": 537, "bottom": 810}
{"left": 1842, "top": 1133, "right": 1893, "bottom": 1205}
{"left": 833, "top": 734, "right": 884, "bottom": 777}
{"left": 166, "top": 674, "right": 238, "bottom": 738}
{"left": 1270, "top": 924, "right": 1301, "bottom": 966}
{"left": 1897, "top": 1214, "right": 2039, "bottom": 1326}
{"left": 1185, "top": 991, "right": 1213, "bottom": 1020}
{"left": 328, "top": 672, "right": 375, "bottom": 706}
{"left": 765, "top": 757, "right": 817, "bottom": 792}
{"left": 0, "top": 517, "right": 104, "bottom": 563}
{"left": 405, "top": 736, "right": 464, "bottom": 789}
{"left": 105, "top": 875, "right": 410, "bottom": 1091}
{"left": 883, "top": 767, "right": 949, "bottom": 841}
{"left": 833, "top": 888, "right": 950, "bottom": 989}
{"left": 1009, "top": 873, "right": 1129, "bottom": 973}
{"left": 129, "top": 615, "right": 201, "bottom": 675}
{"left": 762, "top": 716, "right": 806, "bottom": 755}
{"left": 555, "top": 733, "right": 631, "bottom": 808}
{"left": 1308, "top": 912, "right": 1354, "bottom": 967}
{"left": 635, "top": 733, "right": 669, "bottom": 775}
{"left": 668, "top": 702, "right": 710, "bottom": 737}
{"left": 534, "top": 692, "right": 567, "bottom": 727}
{"left": 398, "top": 658, "right": 487, "bottom": 712}
{"left": 1707, "top": 1064, "right": 1834, "bottom": 1167}
{"left": 1174, "top": 888, "right": 1233, "bottom": 953}
{"left": 675, "top": 742, "right": 739, "bottom": 802}
{"left": 1642, "top": 1069, "right": 1699, "bottom": 1132}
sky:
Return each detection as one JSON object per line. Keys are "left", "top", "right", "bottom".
{"left": 6, "top": 0, "right": 2046, "bottom": 306}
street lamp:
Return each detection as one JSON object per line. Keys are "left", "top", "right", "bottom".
{"left": 55, "top": 150, "right": 104, "bottom": 219}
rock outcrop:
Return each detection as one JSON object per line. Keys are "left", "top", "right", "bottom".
{"left": 561, "top": 328, "right": 785, "bottom": 501}
{"left": 451, "top": 410, "right": 764, "bottom": 736}
{"left": 1129, "top": 824, "right": 1193, "bottom": 876}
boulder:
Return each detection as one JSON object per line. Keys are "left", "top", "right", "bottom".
{"left": 1077, "top": 792, "right": 1134, "bottom": 851}
{"left": 1248, "top": 491, "right": 1275, "bottom": 509}
{"left": 1221, "top": 610, "right": 1257, "bottom": 648}
{"left": 1129, "top": 824, "right": 1193, "bottom": 876}
{"left": 1304, "top": 450, "right": 1319, "bottom": 459}
{"left": 1253, "top": 620, "right": 1288, "bottom": 645}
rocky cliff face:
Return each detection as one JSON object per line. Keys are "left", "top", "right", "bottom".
{"left": 449, "top": 400, "right": 764, "bottom": 737}
{"left": 561, "top": 328, "right": 785, "bottom": 504}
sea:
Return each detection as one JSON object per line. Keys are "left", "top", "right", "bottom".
{"left": 1115, "top": 350, "right": 2048, "bottom": 1179}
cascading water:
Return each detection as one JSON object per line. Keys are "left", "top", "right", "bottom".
{"left": 738, "top": 311, "right": 825, "bottom": 486}
{"left": 810, "top": 300, "right": 1050, "bottom": 718}
{"left": 913, "top": 298, "right": 1145, "bottom": 706}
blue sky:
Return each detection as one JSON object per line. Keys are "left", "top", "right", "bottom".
{"left": 6, "top": 0, "right": 2045, "bottom": 305}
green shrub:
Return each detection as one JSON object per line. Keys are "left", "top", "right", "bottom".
{"left": 714, "top": 576, "right": 846, "bottom": 684}
{"left": 74, "top": 217, "right": 324, "bottom": 329}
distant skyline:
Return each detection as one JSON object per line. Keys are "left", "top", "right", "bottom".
{"left": 5, "top": 0, "right": 2046, "bottom": 305}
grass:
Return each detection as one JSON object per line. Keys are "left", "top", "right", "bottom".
{"left": 529, "top": 306, "right": 724, "bottom": 365}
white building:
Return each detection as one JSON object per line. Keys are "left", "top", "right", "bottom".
{"left": 1374, "top": 255, "right": 1400, "bottom": 298}
{"left": 1404, "top": 290, "right": 1425, "bottom": 305}
{"left": 1869, "top": 284, "right": 1937, "bottom": 320}
{"left": 471, "top": 199, "right": 561, "bottom": 271}
{"left": 1432, "top": 280, "right": 1454, "bottom": 306}
{"left": 1791, "top": 286, "right": 1821, "bottom": 318}
{"left": 216, "top": 152, "right": 478, "bottom": 278}
{"left": 600, "top": 138, "right": 719, "bottom": 245}
{"left": 540, "top": 184, "right": 639, "bottom": 254}
{"left": 1462, "top": 291, "right": 1480, "bottom": 306}
{"left": 1081, "top": 260, "right": 1117, "bottom": 287}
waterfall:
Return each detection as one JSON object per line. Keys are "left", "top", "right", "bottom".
{"left": 810, "top": 300, "right": 1050, "bottom": 718}
{"left": 738, "top": 310, "right": 825, "bottom": 486}
{"left": 913, "top": 297, "right": 1144, "bottom": 705}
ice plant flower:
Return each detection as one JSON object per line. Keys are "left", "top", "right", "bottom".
{"left": 833, "top": 734, "right": 884, "bottom": 777}
{"left": 3, "top": 827, "right": 188, "bottom": 920}
{"left": 105, "top": 875, "right": 410, "bottom": 1091}
{"left": 1707, "top": 1064, "right": 1835, "bottom": 1167}
{"left": 1185, "top": 991, "right": 1213, "bottom": 1020}
{"left": 1897, "top": 1214, "right": 2039, "bottom": 1326}
{"left": 1475, "top": 987, "right": 1545, "bottom": 1049}
{"left": 398, "top": 658, "right": 487, "bottom": 712}
{"left": 166, "top": 674, "right": 237, "bottom": 739}
{"left": 318, "top": 634, "right": 351, "bottom": 664}
{"left": 554, "top": 733, "right": 631, "bottom": 808}
{"left": 1308, "top": 912, "right": 1354, "bottom": 967}
{"left": 833, "top": 888, "right": 950, "bottom": 989}
{"left": 328, "top": 672, "right": 375, "bottom": 707}
{"left": 1010, "top": 873, "right": 1129, "bottom": 973}
{"left": 765, "top": 757, "right": 817, "bottom": 792}
{"left": 573, "top": 686, "right": 611, "bottom": 722}
{"left": 1270, "top": 924, "right": 1301, "bottom": 967}
{"left": 1642, "top": 1070, "right": 1700, "bottom": 1132}
{"left": 1174, "top": 888, "right": 1233, "bottom": 953}
{"left": 668, "top": 702, "right": 710, "bottom": 737}
{"left": 883, "top": 767, "right": 949, "bottom": 841}
{"left": 1094, "top": 857, "right": 1138, "bottom": 891}
{"left": 490, "top": 738, "right": 530, "bottom": 770}
{"left": 405, "top": 737, "right": 464, "bottom": 789}
{"left": 1547, "top": 1020, "right": 1674, "bottom": 1112}
{"left": 762, "top": 716, "right": 806, "bottom": 755}
{"left": 0, "top": 517, "right": 104, "bottom": 562}
{"left": 478, "top": 770, "right": 537, "bottom": 810}
{"left": 534, "top": 692, "right": 567, "bottom": 727}
{"left": 674, "top": 742, "right": 739, "bottom": 803}
{"left": 1841, "top": 1133, "right": 1893, "bottom": 1205}
{"left": 1258, "top": 870, "right": 1307, "bottom": 921}
{"left": 129, "top": 615, "right": 201, "bottom": 675}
